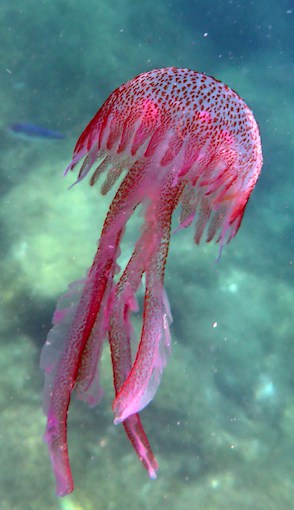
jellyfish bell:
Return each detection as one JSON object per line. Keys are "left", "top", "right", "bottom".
{"left": 70, "top": 68, "right": 261, "bottom": 248}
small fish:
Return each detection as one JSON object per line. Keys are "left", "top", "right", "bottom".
{"left": 8, "top": 123, "right": 65, "bottom": 140}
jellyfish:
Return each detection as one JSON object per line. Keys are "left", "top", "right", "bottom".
{"left": 40, "top": 67, "right": 262, "bottom": 495}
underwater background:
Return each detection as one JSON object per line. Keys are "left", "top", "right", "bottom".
{"left": 0, "top": 0, "right": 293, "bottom": 508}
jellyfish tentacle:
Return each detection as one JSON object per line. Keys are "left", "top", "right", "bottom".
{"left": 73, "top": 277, "right": 111, "bottom": 406}
{"left": 123, "top": 414, "right": 158, "bottom": 478}
{"left": 110, "top": 276, "right": 158, "bottom": 480}
{"left": 112, "top": 174, "right": 184, "bottom": 423}
{"left": 108, "top": 221, "right": 160, "bottom": 477}
{"left": 42, "top": 162, "right": 148, "bottom": 496}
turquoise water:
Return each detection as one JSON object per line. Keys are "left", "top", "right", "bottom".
{"left": 0, "top": 1, "right": 293, "bottom": 508}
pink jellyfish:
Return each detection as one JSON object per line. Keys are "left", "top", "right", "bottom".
{"left": 40, "top": 67, "right": 262, "bottom": 496}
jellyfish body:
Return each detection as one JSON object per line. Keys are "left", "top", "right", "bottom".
{"left": 40, "top": 67, "right": 262, "bottom": 495}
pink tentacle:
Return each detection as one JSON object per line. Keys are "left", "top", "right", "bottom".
{"left": 42, "top": 162, "right": 148, "bottom": 496}
{"left": 112, "top": 175, "right": 183, "bottom": 424}
{"left": 44, "top": 241, "right": 120, "bottom": 496}
{"left": 109, "top": 223, "right": 159, "bottom": 477}
{"left": 123, "top": 414, "right": 158, "bottom": 478}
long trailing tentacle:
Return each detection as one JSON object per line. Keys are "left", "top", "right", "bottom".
{"left": 42, "top": 252, "right": 117, "bottom": 496}
{"left": 41, "top": 161, "right": 148, "bottom": 496}
{"left": 112, "top": 173, "right": 184, "bottom": 424}
{"left": 108, "top": 214, "right": 161, "bottom": 478}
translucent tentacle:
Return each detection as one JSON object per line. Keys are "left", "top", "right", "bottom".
{"left": 109, "top": 221, "right": 159, "bottom": 477}
{"left": 113, "top": 174, "right": 183, "bottom": 423}
{"left": 41, "top": 161, "right": 147, "bottom": 496}
{"left": 73, "top": 278, "right": 111, "bottom": 407}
